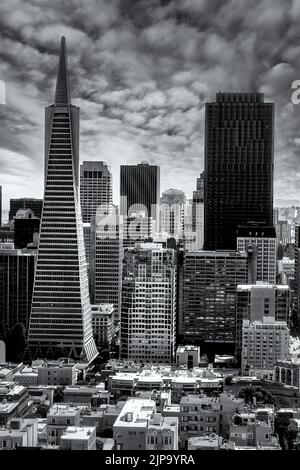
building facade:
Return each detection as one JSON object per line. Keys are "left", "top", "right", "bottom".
{"left": 9, "top": 198, "right": 43, "bottom": 221}
{"left": 204, "top": 92, "right": 274, "bottom": 250}
{"left": 80, "top": 160, "right": 112, "bottom": 224}
{"left": 28, "top": 37, "right": 97, "bottom": 362}
{"left": 159, "top": 189, "right": 185, "bottom": 241}
{"left": 241, "top": 317, "right": 289, "bottom": 373}
{"left": 182, "top": 250, "right": 248, "bottom": 356}
{"left": 121, "top": 243, "right": 176, "bottom": 364}
{"left": 0, "top": 246, "right": 35, "bottom": 331}
{"left": 237, "top": 225, "right": 277, "bottom": 284}
{"left": 120, "top": 162, "right": 160, "bottom": 226}
{"left": 236, "top": 283, "right": 290, "bottom": 361}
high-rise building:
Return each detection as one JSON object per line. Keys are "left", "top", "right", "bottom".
{"left": 121, "top": 243, "right": 176, "bottom": 363}
{"left": 9, "top": 198, "right": 43, "bottom": 221}
{"left": 120, "top": 162, "right": 160, "bottom": 226}
{"left": 159, "top": 189, "right": 185, "bottom": 240}
{"left": 28, "top": 37, "right": 97, "bottom": 362}
{"left": 204, "top": 93, "right": 274, "bottom": 250}
{"left": 191, "top": 173, "right": 204, "bottom": 250}
{"left": 241, "top": 317, "right": 289, "bottom": 373}
{"left": 295, "top": 226, "right": 300, "bottom": 327}
{"left": 13, "top": 209, "right": 40, "bottom": 249}
{"left": 237, "top": 225, "right": 277, "bottom": 284}
{"left": 80, "top": 161, "right": 112, "bottom": 224}
{"left": 182, "top": 250, "right": 249, "bottom": 356}
{"left": 236, "top": 283, "right": 290, "bottom": 362}
{"left": 0, "top": 244, "right": 36, "bottom": 331}
{"left": 0, "top": 186, "right": 2, "bottom": 226}
{"left": 90, "top": 209, "right": 123, "bottom": 322}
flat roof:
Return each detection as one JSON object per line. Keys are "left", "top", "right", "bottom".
{"left": 61, "top": 426, "right": 96, "bottom": 441}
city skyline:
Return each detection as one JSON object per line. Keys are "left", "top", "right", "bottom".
{"left": 1, "top": 0, "right": 300, "bottom": 215}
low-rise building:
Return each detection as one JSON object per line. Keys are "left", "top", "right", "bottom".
{"left": 176, "top": 346, "right": 200, "bottom": 368}
{"left": 60, "top": 426, "right": 96, "bottom": 450}
{"left": 145, "top": 413, "right": 178, "bottom": 450}
{"left": 46, "top": 404, "right": 81, "bottom": 445}
{"left": 38, "top": 360, "right": 78, "bottom": 386}
{"left": 188, "top": 433, "right": 223, "bottom": 450}
{"left": 0, "top": 383, "right": 31, "bottom": 426}
{"left": 179, "top": 395, "right": 220, "bottom": 449}
{"left": 108, "top": 366, "right": 224, "bottom": 402}
{"left": 229, "top": 412, "right": 278, "bottom": 448}
{"left": 14, "top": 366, "right": 38, "bottom": 386}
{"left": 82, "top": 402, "right": 125, "bottom": 436}
{"left": 275, "top": 358, "right": 300, "bottom": 390}
{"left": 0, "top": 418, "right": 38, "bottom": 449}
{"left": 113, "top": 398, "right": 156, "bottom": 450}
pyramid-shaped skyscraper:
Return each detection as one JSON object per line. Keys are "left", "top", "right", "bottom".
{"left": 28, "top": 37, "right": 98, "bottom": 363}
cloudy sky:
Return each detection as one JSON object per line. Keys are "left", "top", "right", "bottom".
{"left": 0, "top": 0, "right": 300, "bottom": 219}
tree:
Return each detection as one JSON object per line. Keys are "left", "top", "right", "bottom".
{"left": 5, "top": 323, "right": 27, "bottom": 362}
{"left": 287, "top": 419, "right": 298, "bottom": 450}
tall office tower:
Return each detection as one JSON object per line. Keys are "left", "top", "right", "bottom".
{"left": 192, "top": 173, "right": 204, "bottom": 250}
{"left": 80, "top": 161, "right": 112, "bottom": 223}
{"left": 159, "top": 189, "right": 185, "bottom": 240}
{"left": 0, "top": 186, "right": 2, "bottom": 226}
{"left": 276, "top": 220, "right": 292, "bottom": 245}
{"left": 121, "top": 243, "right": 176, "bottom": 363}
{"left": 204, "top": 93, "right": 274, "bottom": 250}
{"left": 295, "top": 226, "right": 300, "bottom": 327}
{"left": 9, "top": 198, "right": 43, "bottom": 221}
{"left": 0, "top": 244, "right": 36, "bottom": 331}
{"left": 241, "top": 317, "right": 289, "bottom": 374}
{"left": 236, "top": 283, "right": 290, "bottom": 362}
{"left": 28, "top": 37, "right": 97, "bottom": 362}
{"left": 237, "top": 225, "right": 277, "bottom": 284}
{"left": 13, "top": 209, "right": 40, "bottom": 249}
{"left": 120, "top": 162, "right": 160, "bottom": 227}
{"left": 90, "top": 209, "right": 123, "bottom": 322}
{"left": 183, "top": 251, "right": 248, "bottom": 357}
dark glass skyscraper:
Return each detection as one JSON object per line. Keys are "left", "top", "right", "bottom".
{"left": 120, "top": 162, "right": 160, "bottom": 223}
{"left": 28, "top": 37, "right": 97, "bottom": 362}
{"left": 0, "top": 247, "right": 35, "bottom": 331}
{"left": 9, "top": 198, "right": 43, "bottom": 221}
{"left": 204, "top": 93, "right": 274, "bottom": 250}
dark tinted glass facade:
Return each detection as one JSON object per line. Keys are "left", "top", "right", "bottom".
{"left": 204, "top": 93, "right": 274, "bottom": 250}
{"left": 120, "top": 163, "right": 160, "bottom": 221}
{"left": 9, "top": 198, "right": 43, "bottom": 221}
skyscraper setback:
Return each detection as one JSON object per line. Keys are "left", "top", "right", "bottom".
{"left": 204, "top": 93, "right": 274, "bottom": 251}
{"left": 28, "top": 37, "right": 97, "bottom": 362}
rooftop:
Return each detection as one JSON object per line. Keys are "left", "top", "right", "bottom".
{"left": 60, "top": 426, "right": 96, "bottom": 441}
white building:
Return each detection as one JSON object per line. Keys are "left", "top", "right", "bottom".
{"left": 146, "top": 413, "right": 178, "bottom": 450}
{"left": 0, "top": 418, "right": 38, "bottom": 449}
{"left": 113, "top": 398, "right": 156, "bottom": 450}
{"left": 120, "top": 243, "right": 176, "bottom": 364}
{"left": 241, "top": 317, "right": 290, "bottom": 373}
{"left": 159, "top": 189, "right": 185, "bottom": 240}
{"left": 60, "top": 426, "right": 96, "bottom": 450}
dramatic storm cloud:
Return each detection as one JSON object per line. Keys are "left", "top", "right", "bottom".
{"left": 0, "top": 0, "right": 299, "bottom": 217}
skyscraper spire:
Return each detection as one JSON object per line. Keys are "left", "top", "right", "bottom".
{"left": 54, "top": 36, "right": 71, "bottom": 106}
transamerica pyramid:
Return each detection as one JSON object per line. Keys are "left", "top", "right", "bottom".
{"left": 28, "top": 37, "right": 98, "bottom": 363}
